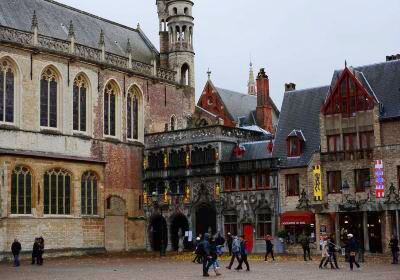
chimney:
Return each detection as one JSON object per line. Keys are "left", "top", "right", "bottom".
{"left": 256, "top": 68, "right": 273, "bottom": 133}
{"left": 386, "top": 54, "right": 400, "bottom": 62}
{"left": 285, "top": 83, "right": 296, "bottom": 92}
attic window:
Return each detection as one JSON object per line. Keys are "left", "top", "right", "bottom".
{"left": 287, "top": 129, "right": 305, "bottom": 157}
{"left": 207, "top": 96, "right": 213, "bottom": 105}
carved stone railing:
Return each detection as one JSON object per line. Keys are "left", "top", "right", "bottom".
{"left": 157, "top": 68, "right": 176, "bottom": 81}
{"left": 75, "top": 43, "right": 101, "bottom": 61}
{"left": 0, "top": 25, "right": 176, "bottom": 82}
{"left": 38, "top": 34, "right": 70, "bottom": 53}
{"left": 0, "top": 26, "right": 32, "bottom": 45}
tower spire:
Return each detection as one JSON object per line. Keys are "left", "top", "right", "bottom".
{"left": 248, "top": 61, "right": 256, "bottom": 95}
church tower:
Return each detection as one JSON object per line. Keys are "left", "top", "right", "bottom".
{"left": 157, "top": 0, "right": 195, "bottom": 88}
{"left": 248, "top": 61, "right": 256, "bottom": 95}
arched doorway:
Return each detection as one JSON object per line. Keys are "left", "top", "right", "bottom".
{"left": 170, "top": 214, "right": 189, "bottom": 251}
{"left": 149, "top": 214, "right": 168, "bottom": 252}
{"left": 196, "top": 204, "right": 216, "bottom": 236}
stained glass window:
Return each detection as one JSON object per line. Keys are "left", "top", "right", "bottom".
{"left": 40, "top": 68, "right": 58, "bottom": 128}
{"left": 11, "top": 166, "right": 32, "bottom": 214}
{"left": 81, "top": 171, "right": 98, "bottom": 216}
{"left": 73, "top": 74, "right": 87, "bottom": 132}
{"left": 44, "top": 169, "right": 71, "bottom": 215}
{"left": 104, "top": 82, "right": 118, "bottom": 136}
{"left": 0, "top": 60, "right": 14, "bottom": 123}
{"left": 127, "top": 86, "right": 140, "bottom": 139}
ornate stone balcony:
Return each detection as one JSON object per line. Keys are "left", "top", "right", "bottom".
{"left": 0, "top": 25, "right": 176, "bottom": 83}
{"left": 145, "top": 125, "right": 267, "bottom": 149}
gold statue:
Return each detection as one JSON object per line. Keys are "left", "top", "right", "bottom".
{"left": 215, "top": 183, "right": 221, "bottom": 198}
{"left": 184, "top": 185, "right": 190, "bottom": 203}
{"left": 143, "top": 191, "right": 148, "bottom": 206}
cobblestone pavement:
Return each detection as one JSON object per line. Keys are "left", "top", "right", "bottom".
{"left": 0, "top": 256, "right": 399, "bottom": 280}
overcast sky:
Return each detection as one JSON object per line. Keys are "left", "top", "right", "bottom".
{"left": 58, "top": 0, "right": 400, "bottom": 109}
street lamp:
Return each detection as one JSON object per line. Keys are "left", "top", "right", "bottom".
{"left": 152, "top": 191, "right": 170, "bottom": 257}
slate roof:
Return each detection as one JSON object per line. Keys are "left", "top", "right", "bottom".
{"left": 228, "top": 140, "right": 274, "bottom": 162}
{"left": 215, "top": 87, "right": 280, "bottom": 126}
{"left": 0, "top": 0, "right": 157, "bottom": 64}
{"left": 329, "top": 60, "right": 400, "bottom": 119}
{"left": 273, "top": 86, "right": 329, "bottom": 168}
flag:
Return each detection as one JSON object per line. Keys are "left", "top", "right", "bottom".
{"left": 374, "top": 160, "right": 385, "bottom": 198}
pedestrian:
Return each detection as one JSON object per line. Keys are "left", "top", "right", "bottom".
{"left": 299, "top": 231, "right": 312, "bottom": 261}
{"left": 226, "top": 233, "right": 233, "bottom": 256}
{"left": 264, "top": 235, "right": 275, "bottom": 261}
{"left": 209, "top": 237, "right": 221, "bottom": 276}
{"left": 200, "top": 233, "right": 212, "bottom": 277}
{"left": 346, "top": 234, "right": 360, "bottom": 271}
{"left": 235, "top": 235, "right": 250, "bottom": 271}
{"left": 226, "top": 235, "right": 241, "bottom": 270}
{"left": 325, "top": 235, "right": 339, "bottom": 269}
{"left": 319, "top": 236, "right": 334, "bottom": 269}
{"left": 193, "top": 237, "right": 203, "bottom": 264}
{"left": 31, "top": 238, "right": 39, "bottom": 265}
{"left": 37, "top": 236, "right": 45, "bottom": 265}
{"left": 11, "top": 239, "right": 22, "bottom": 267}
{"left": 215, "top": 232, "right": 225, "bottom": 247}
{"left": 389, "top": 234, "right": 399, "bottom": 264}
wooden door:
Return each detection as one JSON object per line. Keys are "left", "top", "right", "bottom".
{"left": 243, "top": 224, "right": 254, "bottom": 253}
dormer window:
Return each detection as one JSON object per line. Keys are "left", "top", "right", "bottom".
{"left": 287, "top": 129, "right": 305, "bottom": 157}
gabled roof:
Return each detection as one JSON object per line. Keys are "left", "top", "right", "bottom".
{"left": 214, "top": 86, "right": 280, "bottom": 124}
{"left": 287, "top": 129, "right": 306, "bottom": 142}
{"left": 273, "top": 86, "right": 329, "bottom": 168}
{"left": 329, "top": 60, "right": 400, "bottom": 119}
{"left": 0, "top": 0, "right": 157, "bottom": 64}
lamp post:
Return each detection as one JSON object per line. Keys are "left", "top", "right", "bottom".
{"left": 152, "top": 191, "right": 169, "bottom": 257}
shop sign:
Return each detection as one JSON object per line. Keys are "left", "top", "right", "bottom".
{"left": 374, "top": 160, "right": 385, "bottom": 198}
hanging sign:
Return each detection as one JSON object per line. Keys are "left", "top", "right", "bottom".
{"left": 313, "top": 165, "right": 323, "bottom": 201}
{"left": 374, "top": 160, "right": 385, "bottom": 198}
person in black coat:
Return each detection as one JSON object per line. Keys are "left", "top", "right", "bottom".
{"left": 264, "top": 235, "right": 275, "bottom": 261}
{"left": 346, "top": 234, "right": 360, "bottom": 271}
{"left": 389, "top": 234, "right": 399, "bottom": 264}
{"left": 324, "top": 235, "right": 339, "bottom": 269}
{"left": 37, "top": 236, "right": 45, "bottom": 265}
{"left": 31, "top": 238, "right": 40, "bottom": 265}
{"left": 226, "top": 233, "right": 233, "bottom": 256}
{"left": 11, "top": 239, "right": 22, "bottom": 267}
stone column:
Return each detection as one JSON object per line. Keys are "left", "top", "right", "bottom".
{"left": 166, "top": 216, "right": 172, "bottom": 251}
{"left": 363, "top": 212, "right": 370, "bottom": 252}
{"left": 383, "top": 211, "right": 391, "bottom": 254}
{"left": 315, "top": 214, "right": 321, "bottom": 251}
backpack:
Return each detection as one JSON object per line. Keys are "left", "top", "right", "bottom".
{"left": 232, "top": 239, "right": 240, "bottom": 253}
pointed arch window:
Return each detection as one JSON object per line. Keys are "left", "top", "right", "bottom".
{"left": 73, "top": 74, "right": 88, "bottom": 132}
{"left": 104, "top": 81, "right": 118, "bottom": 136}
{"left": 40, "top": 67, "right": 58, "bottom": 128}
{"left": 127, "top": 86, "right": 140, "bottom": 140}
{"left": 11, "top": 166, "right": 32, "bottom": 215}
{"left": 81, "top": 171, "right": 98, "bottom": 216}
{"left": 0, "top": 60, "right": 14, "bottom": 123}
{"left": 44, "top": 169, "right": 71, "bottom": 215}
{"left": 181, "top": 64, "right": 190, "bottom": 86}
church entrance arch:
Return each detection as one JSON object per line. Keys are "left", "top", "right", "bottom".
{"left": 149, "top": 214, "right": 168, "bottom": 252}
{"left": 170, "top": 214, "right": 189, "bottom": 251}
{"left": 195, "top": 204, "right": 217, "bottom": 236}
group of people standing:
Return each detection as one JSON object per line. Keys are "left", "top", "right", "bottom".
{"left": 10, "top": 237, "right": 45, "bottom": 267}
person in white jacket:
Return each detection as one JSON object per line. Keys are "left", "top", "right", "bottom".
{"left": 319, "top": 236, "right": 334, "bottom": 269}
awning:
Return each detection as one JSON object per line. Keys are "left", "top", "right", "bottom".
{"left": 280, "top": 211, "right": 315, "bottom": 225}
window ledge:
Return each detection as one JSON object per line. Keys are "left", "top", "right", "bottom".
{"left": 40, "top": 128, "right": 62, "bottom": 135}
{"left": 42, "top": 215, "right": 74, "bottom": 218}
{"left": 103, "top": 136, "right": 121, "bottom": 143}
{"left": 9, "top": 214, "right": 34, "bottom": 218}
{"left": 81, "top": 215, "right": 101, "bottom": 218}
{"left": 73, "top": 132, "right": 92, "bottom": 140}
{"left": 287, "top": 156, "right": 301, "bottom": 159}
{"left": 0, "top": 123, "right": 18, "bottom": 131}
